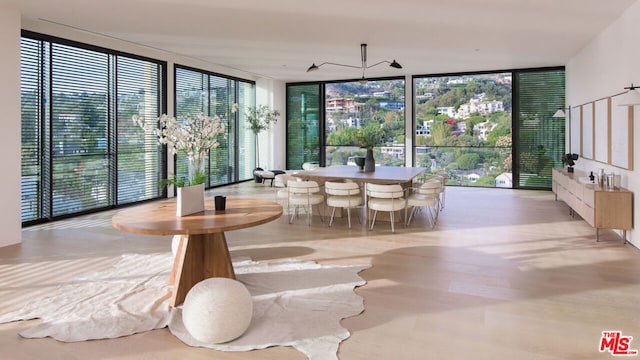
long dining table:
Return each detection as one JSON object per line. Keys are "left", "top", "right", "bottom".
{"left": 292, "top": 165, "right": 427, "bottom": 223}
{"left": 293, "top": 165, "right": 426, "bottom": 186}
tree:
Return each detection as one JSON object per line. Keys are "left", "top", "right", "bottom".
{"left": 457, "top": 153, "right": 480, "bottom": 170}
{"left": 246, "top": 105, "right": 280, "bottom": 168}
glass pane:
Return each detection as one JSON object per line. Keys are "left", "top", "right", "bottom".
{"left": 325, "top": 79, "right": 406, "bottom": 167}
{"left": 175, "top": 68, "right": 207, "bottom": 184}
{"left": 286, "top": 84, "right": 321, "bottom": 169}
{"left": 414, "top": 73, "right": 513, "bottom": 187}
{"left": 51, "top": 44, "right": 110, "bottom": 216}
{"left": 238, "top": 81, "right": 256, "bottom": 180}
{"left": 415, "top": 146, "right": 512, "bottom": 187}
{"left": 209, "top": 75, "right": 232, "bottom": 186}
{"left": 20, "top": 38, "right": 42, "bottom": 222}
{"left": 117, "top": 57, "right": 163, "bottom": 204}
{"left": 175, "top": 66, "right": 256, "bottom": 186}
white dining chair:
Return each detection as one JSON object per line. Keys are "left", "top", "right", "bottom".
{"left": 365, "top": 183, "right": 407, "bottom": 233}
{"left": 324, "top": 181, "right": 363, "bottom": 228}
{"left": 406, "top": 180, "right": 441, "bottom": 228}
{"left": 287, "top": 180, "right": 325, "bottom": 225}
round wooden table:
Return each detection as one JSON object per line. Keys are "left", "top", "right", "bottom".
{"left": 112, "top": 197, "right": 282, "bottom": 306}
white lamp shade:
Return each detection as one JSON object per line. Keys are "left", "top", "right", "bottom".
{"left": 552, "top": 109, "right": 566, "bottom": 118}
{"left": 618, "top": 89, "right": 640, "bottom": 106}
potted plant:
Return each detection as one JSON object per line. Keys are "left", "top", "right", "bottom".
{"left": 355, "top": 122, "right": 384, "bottom": 172}
{"left": 562, "top": 153, "right": 579, "bottom": 173}
{"left": 133, "top": 109, "right": 233, "bottom": 216}
{"left": 245, "top": 105, "right": 280, "bottom": 181}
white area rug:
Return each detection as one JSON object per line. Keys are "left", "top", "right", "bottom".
{"left": 0, "top": 253, "right": 369, "bottom": 360}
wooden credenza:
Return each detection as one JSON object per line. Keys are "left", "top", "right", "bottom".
{"left": 552, "top": 168, "right": 633, "bottom": 241}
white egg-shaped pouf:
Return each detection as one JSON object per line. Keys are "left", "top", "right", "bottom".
{"left": 182, "top": 277, "right": 253, "bottom": 344}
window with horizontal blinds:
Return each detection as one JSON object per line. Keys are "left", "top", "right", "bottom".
{"left": 116, "top": 57, "right": 164, "bottom": 204}
{"left": 174, "top": 67, "right": 206, "bottom": 185}
{"left": 238, "top": 81, "right": 255, "bottom": 180}
{"left": 174, "top": 66, "right": 256, "bottom": 186}
{"left": 20, "top": 38, "right": 43, "bottom": 222}
{"left": 286, "top": 84, "right": 321, "bottom": 170}
{"left": 51, "top": 44, "right": 110, "bottom": 216}
{"left": 209, "top": 76, "right": 232, "bottom": 186}
{"left": 20, "top": 33, "right": 165, "bottom": 224}
{"left": 514, "top": 69, "right": 565, "bottom": 189}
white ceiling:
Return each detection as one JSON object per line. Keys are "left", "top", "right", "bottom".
{"left": 5, "top": 0, "right": 637, "bottom": 82}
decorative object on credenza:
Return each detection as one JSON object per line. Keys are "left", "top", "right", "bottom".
{"left": 354, "top": 156, "right": 366, "bottom": 171}
{"left": 563, "top": 153, "right": 579, "bottom": 172}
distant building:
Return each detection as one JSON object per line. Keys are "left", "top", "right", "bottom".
{"left": 495, "top": 173, "right": 513, "bottom": 188}
{"left": 473, "top": 121, "right": 497, "bottom": 141}
{"left": 467, "top": 173, "right": 480, "bottom": 183}
{"left": 457, "top": 98, "right": 504, "bottom": 119}
{"left": 380, "top": 145, "right": 405, "bottom": 159}
{"left": 437, "top": 107, "right": 456, "bottom": 118}
{"left": 379, "top": 101, "right": 404, "bottom": 110}
{"left": 416, "top": 120, "right": 434, "bottom": 136}
{"left": 326, "top": 98, "right": 363, "bottom": 114}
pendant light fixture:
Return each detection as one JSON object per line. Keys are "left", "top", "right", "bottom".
{"left": 306, "top": 43, "right": 402, "bottom": 82}
{"left": 617, "top": 83, "right": 640, "bottom": 106}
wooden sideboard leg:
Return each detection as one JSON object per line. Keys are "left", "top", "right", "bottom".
{"left": 596, "top": 228, "right": 600, "bottom": 242}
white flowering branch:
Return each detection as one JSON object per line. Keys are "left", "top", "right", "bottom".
{"left": 133, "top": 108, "right": 236, "bottom": 185}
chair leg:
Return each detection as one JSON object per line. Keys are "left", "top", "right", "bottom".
{"left": 329, "top": 207, "right": 336, "bottom": 227}
{"left": 347, "top": 207, "right": 352, "bottom": 229}
{"left": 406, "top": 206, "right": 416, "bottom": 225}
{"left": 390, "top": 211, "right": 395, "bottom": 233}
{"left": 370, "top": 210, "right": 378, "bottom": 230}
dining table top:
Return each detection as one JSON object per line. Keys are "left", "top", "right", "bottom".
{"left": 294, "top": 165, "right": 426, "bottom": 184}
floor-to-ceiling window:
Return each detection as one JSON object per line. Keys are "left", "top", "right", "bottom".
{"left": 286, "top": 78, "right": 405, "bottom": 169}
{"left": 174, "top": 66, "right": 255, "bottom": 187}
{"left": 514, "top": 69, "right": 566, "bottom": 188}
{"left": 286, "top": 84, "right": 321, "bottom": 170}
{"left": 413, "top": 68, "right": 564, "bottom": 189}
{"left": 20, "top": 33, "right": 166, "bottom": 224}
{"left": 413, "top": 73, "right": 512, "bottom": 187}
{"left": 325, "top": 78, "right": 406, "bottom": 167}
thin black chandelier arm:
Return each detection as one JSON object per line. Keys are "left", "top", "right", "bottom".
{"left": 365, "top": 60, "right": 393, "bottom": 69}
{"left": 314, "top": 62, "right": 362, "bottom": 69}
{"left": 314, "top": 60, "right": 396, "bottom": 70}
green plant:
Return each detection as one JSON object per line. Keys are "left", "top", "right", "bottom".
{"left": 355, "top": 123, "right": 384, "bottom": 148}
{"left": 159, "top": 171, "right": 207, "bottom": 189}
{"left": 246, "top": 105, "right": 280, "bottom": 134}
{"left": 245, "top": 105, "right": 280, "bottom": 167}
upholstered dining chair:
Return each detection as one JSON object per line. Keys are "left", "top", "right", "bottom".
{"left": 431, "top": 173, "right": 447, "bottom": 210}
{"left": 274, "top": 173, "right": 299, "bottom": 213}
{"left": 365, "top": 183, "right": 407, "bottom": 233}
{"left": 324, "top": 181, "right": 363, "bottom": 228}
{"left": 406, "top": 180, "right": 441, "bottom": 228}
{"left": 287, "top": 180, "right": 325, "bottom": 225}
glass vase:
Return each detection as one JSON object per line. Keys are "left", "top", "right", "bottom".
{"left": 187, "top": 157, "right": 206, "bottom": 185}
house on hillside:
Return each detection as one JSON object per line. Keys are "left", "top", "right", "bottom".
{"left": 496, "top": 173, "right": 513, "bottom": 188}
